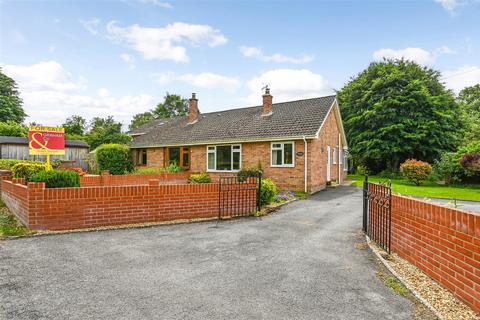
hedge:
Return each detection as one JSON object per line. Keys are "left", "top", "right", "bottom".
{"left": 96, "top": 144, "right": 133, "bottom": 175}
{"left": 11, "top": 163, "right": 46, "bottom": 180}
{"left": 29, "top": 170, "right": 80, "bottom": 188}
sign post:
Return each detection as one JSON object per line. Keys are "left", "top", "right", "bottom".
{"left": 28, "top": 126, "right": 65, "bottom": 171}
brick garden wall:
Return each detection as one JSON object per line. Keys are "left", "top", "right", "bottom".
{"left": 391, "top": 195, "right": 480, "bottom": 313}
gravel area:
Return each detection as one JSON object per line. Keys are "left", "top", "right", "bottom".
{"left": 379, "top": 250, "right": 479, "bottom": 320}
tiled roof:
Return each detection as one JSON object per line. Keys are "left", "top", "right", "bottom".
{"left": 129, "top": 95, "right": 336, "bottom": 148}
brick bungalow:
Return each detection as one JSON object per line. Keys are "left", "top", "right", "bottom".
{"left": 128, "top": 89, "right": 348, "bottom": 193}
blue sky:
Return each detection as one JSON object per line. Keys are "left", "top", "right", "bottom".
{"left": 1, "top": 0, "right": 479, "bottom": 128}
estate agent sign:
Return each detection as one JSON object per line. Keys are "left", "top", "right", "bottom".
{"left": 28, "top": 126, "right": 65, "bottom": 156}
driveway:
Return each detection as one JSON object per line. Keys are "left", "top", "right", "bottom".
{"left": 1, "top": 187, "right": 415, "bottom": 320}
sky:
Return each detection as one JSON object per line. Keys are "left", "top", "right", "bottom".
{"left": 1, "top": 0, "right": 480, "bottom": 129}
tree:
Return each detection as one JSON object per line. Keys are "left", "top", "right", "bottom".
{"left": 85, "top": 116, "right": 131, "bottom": 150}
{"left": 152, "top": 93, "right": 188, "bottom": 119}
{"left": 62, "top": 115, "right": 87, "bottom": 136}
{"left": 129, "top": 111, "right": 154, "bottom": 130}
{"left": 338, "top": 59, "right": 462, "bottom": 173}
{"left": 0, "top": 69, "right": 26, "bottom": 123}
{"left": 457, "top": 84, "right": 480, "bottom": 143}
{"left": 0, "top": 121, "right": 28, "bottom": 137}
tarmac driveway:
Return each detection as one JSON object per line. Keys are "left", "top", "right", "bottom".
{"left": 0, "top": 187, "right": 415, "bottom": 320}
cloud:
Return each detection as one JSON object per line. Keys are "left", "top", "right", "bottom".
{"left": 240, "top": 46, "right": 314, "bottom": 64}
{"left": 154, "top": 72, "right": 240, "bottom": 92}
{"left": 245, "top": 69, "right": 332, "bottom": 105}
{"left": 80, "top": 18, "right": 101, "bottom": 35}
{"left": 434, "top": 0, "right": 458, "bottom": 12}
{"left": 120, "top": 53, "right": 135, "bottom": 70}
{"left": 135, "top": 0, "right": 173, "bottom": 8}
{"left": 1, "top": 61, "right": 154, "bottom": 126}
{"left": 442, "top": 65, "right": 480, "bottom": 93}
{"left": 106, "top": 21, "right": 227, "bottom": 63}
{"left": 373, "top": 47, "right": 436, "bottom": 65}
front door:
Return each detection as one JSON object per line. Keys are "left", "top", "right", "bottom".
{"left": 326, "top": 146, "right": 331, "bottom": 181}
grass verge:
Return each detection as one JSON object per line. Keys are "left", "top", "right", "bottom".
{"left": 348, "top": 174, "right": 480, "bottom": 201}
{"left": 0, "top": 199, "right": 29, "bottom": 237}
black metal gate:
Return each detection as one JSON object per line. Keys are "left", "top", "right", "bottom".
{"left": 362, "top": 175, "right": 392, "bottom": 253}
{"left": 218, "top": 174, "right": 261, "bottom": 219}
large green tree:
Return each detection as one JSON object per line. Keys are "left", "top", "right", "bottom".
{"left": 338, "top": 59, "right": 462, "bottom": 172}
{"left": 62, "top": 115, "right": 87, "bottom": 136}
{"left": 0, "top": 121, "right": 28, "bottom": 137}
{"left": 457, "top": 84, "right": 480, "bottom": 143}
{"left": 0, "top": 69, "right": 26, "bottom": 123}
{"left": 129, "top": 93, "right": 188, "bottom": 130}
{"left": 129, "top": 111, "right": 154, "bottom": 130}
{"left": 152, "top": 93, "right": 188, "bottom": 119}
{"left": 86, "top": 116, "right": 131, "bottom": 150}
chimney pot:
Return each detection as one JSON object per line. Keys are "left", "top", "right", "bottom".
{"left": 188, "top": 93, "right": 199, "bottom": 124}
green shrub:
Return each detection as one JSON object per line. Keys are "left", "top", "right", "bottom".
{"left": 260, "top": 178, "right": 278, "bottom": 205}
{"left": 188, "top": 172, "right": 211, "bottom": 184}
{"left": 96, "top": 144, "right": 133, "bottom": 175}
{"left": 400, "top": 159, "right": 432, "bottom": 186}
{"left": 29, "top": 170, "right": 80, "bottom": 188}
{"left": 433, "top": 152, "right": 464, "bottom": 185}
{"left": 237, "top": 167, "right": 262, "bottom": 182}
{"left": 356, "top": 165, "right": 369, "bottom": 175}
{"left": 11, "top": 162, "right": 46, "bottom": 179}
{"left": 0, "top": 121, "right": 28, "bottom": 137}
{"left": 165, "top": 162, "right": 182, "bottom": 173}
{"left": 0, "top": 159, "right": 42, "bottom": 170}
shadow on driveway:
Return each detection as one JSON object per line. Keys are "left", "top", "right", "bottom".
{"left": 0, "top": 187, "right": 415, "bottom": 320}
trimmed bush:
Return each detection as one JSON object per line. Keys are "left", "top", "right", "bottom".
{"left": 135, "top": 167, "right": 165, "bottom": 175}
{"left": 237, "top": 167, "right": 262, "bottom": 182}
{"left": 0, "top": 159, "right": 42, "bottom": 170}
{"left": 260, "top": 178, "right": 278, "bottom": 205}
{"left": 29, "top": 170, "right": 80, "bottom": 188}
{"left": 400, "top": 159, "right": 432, "bottom": 185}
{"left": 11, "top": 162, "right": 46, "bottom": 179}
{"left": 188, "top": 172, "right": 211, "bottom": 184}
{"left": 96, "top": 144, "right": 133, "bottom": 175}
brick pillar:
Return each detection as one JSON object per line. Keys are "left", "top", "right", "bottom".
{"left": 27, "top": 182, "right": 45, "bottom": 229}
{"left": 101, "top": 171, "right": 110, "bottom": 186}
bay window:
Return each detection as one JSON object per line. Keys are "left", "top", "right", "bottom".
{"left": 207, "top": 145, "right": 241, "bottom": 171}
{"left": 271, "top": 142, "right": 294, "bottom": 167}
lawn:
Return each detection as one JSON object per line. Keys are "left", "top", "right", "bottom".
{"left": 0, "top": 199, "right": 29, "bottom": 237}
{"left": 348, "top": 174, "right": 480, "bottom": 201}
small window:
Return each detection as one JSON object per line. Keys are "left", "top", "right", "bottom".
{"left": 137, "top": 149, "right": 147, "bottom": 165}
{"left": 333, "top": 147, "right": 337, "bottom": 164}
{"left": 271, "top": 142, "right": 294, "bottom": 167}
{"left": 166, "top": 147, "right": 190, "bottom": 169}
{"left": 207, "top": 145, "right": 241, "bottom": 171}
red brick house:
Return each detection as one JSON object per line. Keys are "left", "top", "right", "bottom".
{"left": 129, "top": 89, "right": 348, "bottom": 193}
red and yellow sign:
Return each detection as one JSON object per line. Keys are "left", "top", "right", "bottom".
{"left": 28, "top": 126, "right": 65, "bottom": 156}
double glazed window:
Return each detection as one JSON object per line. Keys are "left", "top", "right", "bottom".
{"left": 343, "top": 149, "right": 348, "bottom": 171}
{"left": 333, "top": 147, "right": 337, "bottom": 164}
{"left": 207, "top": 145, "right": 241, "bottom": 171}
{"left": 271, "top": 142, "right": 294, "bottom": 167}
{"left": 166, "top": 147, "right": 190, "bottom": 169}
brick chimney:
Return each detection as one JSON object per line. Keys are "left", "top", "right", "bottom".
{"left": 262, "top": 86, "right": 272, "bottom": 116}
{"left": 188, "top": 93, "right": 199, "bottom": 124}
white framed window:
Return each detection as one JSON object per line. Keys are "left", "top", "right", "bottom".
{"left": 343, "top": 149, "right": 348, "bottom": 171}
{"left": 333, "top": 147, "right": 337, "bottom": 164}
{"left": 206, "top": 145, "right": 241, "bottom": 172}
{"left": 271, "top": 142, "right": 295, "bottom": 167}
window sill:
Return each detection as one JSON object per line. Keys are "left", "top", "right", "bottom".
{"left": 271, "top": 165, "right": 295, "bottom": 168}
{"left": 207, "top": 169, "right": 241, "bottom": 173}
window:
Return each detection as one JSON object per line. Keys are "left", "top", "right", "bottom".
{"left": 271, "top": 142, "right": 294, "bottom": 167}
{"left": 166, "top": 147, "right": 190, "bottom": 169}
{"left": 343, "top": 149, "right": 348, "bottom": 171}
{"left": 207, "top": 145, "right": 241, "bottom": 171}
{"left": 333, "top": 147, "right": 337, "bottom": 164}
{"left": 137, "top": 149, "right": 147, "bottom": 165}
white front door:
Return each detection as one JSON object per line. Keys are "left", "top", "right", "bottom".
{"left": 326, "top": 146, "right": 331, "bottom": 181}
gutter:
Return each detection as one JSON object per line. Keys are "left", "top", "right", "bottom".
{"left": 303, "top": 135, "right": 308, "bottom": 193}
